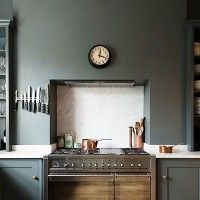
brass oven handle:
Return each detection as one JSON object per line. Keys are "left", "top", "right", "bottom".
{"left": 48, "top": 174, "right": 113, "bottom": 177}
{"left": 115, "top": 174, "right": 151, "bottom": 177}
{"left": 115, "top": 173, "right": 151, "bottom": 181}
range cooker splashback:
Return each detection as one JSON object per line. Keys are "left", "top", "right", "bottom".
{"left": 54, "top": 81, "right": 144, "bottom": 147}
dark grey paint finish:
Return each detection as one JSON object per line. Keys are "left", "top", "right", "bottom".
{"left": 0, "top": 0, "right": 12, "bottom": 20}
{"left": 12, "top": 0, "right": 186, "bottom": 144}
{"left": 186, "top": 23, "right": 195, "bottom": 151}
{"left": 0, "top": 159, "right": 43, "bottom": 200}
{"left": 157, "top": 159, "right": 200, "bottom": 200}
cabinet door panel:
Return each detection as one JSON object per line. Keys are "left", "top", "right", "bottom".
{"left": 158, "top": 159, "right": 200, "bottom": 200}
{"left": 115, "top": 175, "right": 150, "bottom": 200}
{"left": 168, "top": 167, "right": 199, "bottom": 200}
{"left": 0, "top": 159, "right": 42, "bottom": 200}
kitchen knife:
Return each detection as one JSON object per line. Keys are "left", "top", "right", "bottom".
{"left": 14, "top": 90, "right": 18, "bottom": 111}
{"left": 41, "top": 89, "right": 45, "bottom": 113}
{"left": 45, "top": 84, "right": 49, "bottom": 114}
{"left": 24, "top": 92, "right": 28, "bottom": 110}
{"left": 21, "top": 93, "right": 24, "bottom": 109}
{"left": 36, "top": 87, "right": 41, "bottom": 112}
{"left": 32, "top": 88, "right": 36, "bottom": 113}
{"left": 27, "top": 85, "right": 32, "bottom": 112}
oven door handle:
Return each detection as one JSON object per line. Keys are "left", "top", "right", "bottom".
{"left": 48, "top": 174, "right": 114, "bottom": 182}
{"left": 115, "top": 173, "right": 151, "bottom": 177}
{"left": 115, "top": 173, "right": 151, "bottom": 181}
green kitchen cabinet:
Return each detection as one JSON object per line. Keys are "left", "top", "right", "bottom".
{"left": 0, "top": 20, "right": 13, "bottom": 152}
{"left": 157, "top": 159, "right": 200, "bottom": 200}
{"left": 0, "top": 159, "right": 43, "bottom": 200}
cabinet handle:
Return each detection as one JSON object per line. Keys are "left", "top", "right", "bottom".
{"left": 162, "top": 175, "right": 167, "bottom": 179}
{"left": 32, "top": 175, "right": 39, "bottom": 180}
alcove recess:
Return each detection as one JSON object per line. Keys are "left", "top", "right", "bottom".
{"left": 49, "top": 80, "right": 150, "bottom": 147}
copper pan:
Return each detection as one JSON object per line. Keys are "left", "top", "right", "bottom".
{"left": 82, "top": 139, "right": 112, "bottom": 152}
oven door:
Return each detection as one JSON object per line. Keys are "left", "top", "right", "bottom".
{"left": 48, "top": 173, "right": 114, "bottom": 200}
{"left": 114, "top": 173, "right": 151, "bottom": 200}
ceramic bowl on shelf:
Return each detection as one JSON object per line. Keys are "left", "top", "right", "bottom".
{"left": 194, "top": 80, "right": 200, "bottom": 90}
{"left": 194, "top": 42, "right": 200, "bottom": 56}
{"left": 195, "top": 64, "right": 200, "bottom": 73}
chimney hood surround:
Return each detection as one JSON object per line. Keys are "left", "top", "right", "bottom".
{"left": 54, "top": 80, "right": 145, "bottom": 148}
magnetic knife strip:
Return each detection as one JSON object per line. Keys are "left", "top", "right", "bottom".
{"left": 14, "top": 84, "right": 49, "bottom": 114}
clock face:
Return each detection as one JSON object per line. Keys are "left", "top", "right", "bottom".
{"left": 88, "top": 45, "right": 111, "bottom": 68}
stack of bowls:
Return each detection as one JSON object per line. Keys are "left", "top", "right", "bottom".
{"left": 195, "top": 64, "right": 200, "bottom": 74}
{"left": 194, "top": 42, "right": 200, "bottom": 56}
{"left": 194, "top": 97, "right": 200, "bottom": 115}
{"left": 194, "top": 80, "right": 200, "bottom": 91}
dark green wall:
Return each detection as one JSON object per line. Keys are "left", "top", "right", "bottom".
{"left": 12, "top": 0, "right": 186, "bottom": 145}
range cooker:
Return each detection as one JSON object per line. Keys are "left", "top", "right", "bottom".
{"left": 44, "top": 148, "right": 156, "bottom": 200}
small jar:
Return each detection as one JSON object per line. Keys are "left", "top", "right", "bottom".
{"left": 57, "top": 136, "right": 64, "bottom": 148}
{"left": 65, "top": 134, "right": 73, "bottom": 148}
{"left": 74, "top": 142, "right": 82, "bottom": 148}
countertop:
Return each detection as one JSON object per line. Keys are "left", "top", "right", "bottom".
{"left": 1, "top": 144, "right": 200, "bottom": 159}
{"left": 0, "top": 144, "right": 56, "bottom": 158}
{"left": 144, "top": 144, "right": 200, "bottom": 158}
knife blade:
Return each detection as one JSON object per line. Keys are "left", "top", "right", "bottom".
{"left": 27, "top": 85, "right": 32, "bottom": 111}
{"left": 24, "top": 92, "right": 28, "bottom": 110}
{"left": 20, "top": 93, "right": 24, "bottom": 109}
{"left": 32, "top": 88, "right": 36, "bottom": 113}
{"left": 36, "top": 87, "right": 41, "bottom": 112}
{"left": 41, "top": 89, "right": 45, "bottom": 113}
{"left": 14, "top": 90, "right": 18, "bottom": 111}
{"left": 44, "top": 84, "right": 49, "bottom": 114}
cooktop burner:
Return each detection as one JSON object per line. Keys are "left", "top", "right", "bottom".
{"left": 121, "top": 148, "right": 149, "bottom": 155}
{"left": 51, "top": 148, "right": 149, "bottom": 155}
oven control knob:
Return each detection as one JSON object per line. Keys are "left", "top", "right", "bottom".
{"left": 88, "top": 163, "right": 92, "bottom": 168}
{"left": 81, "top": 163, "right": 85, "bottom": 168}
{"left": 101, "top": 163, "right": 105, "bottom": 167}
{"left": 138, "top": 163, "right": 142, "bottom": 167}
{"left": 114, "top": 163, "right": 117, "bottom": 167}
{"left": 120, "top": 163, "right": 124, "bottom": 167}
{"left": 107, "top": 163, "right": 111, "bottom": 167}
{"left": 64, "top": 163, "right": 68, "bottom": 168}
{"left": 130, "top": 163, "right": 134, "bottom": 167}
{"left": 71, "top": 163, "right": 75, "bottom": 168}
{"left": 94, "top": 163, "right": 98, "bottom": 167}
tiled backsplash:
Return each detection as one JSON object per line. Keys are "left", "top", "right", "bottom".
{"left": 57, "top": 85, "right": 144, "bottom": 147}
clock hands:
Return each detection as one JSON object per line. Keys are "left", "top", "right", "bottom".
{"left": 98, "top": 48, "right": 101, "bottom": 58}
{"left": 99, "top": 55, "right": 108, "bottom": 59}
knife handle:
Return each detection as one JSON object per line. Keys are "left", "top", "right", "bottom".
{"left": 28, "top": 102, "right": 32, "bottom": 112}
{"left": 24, "top": 101, "right": 28, "bottom": 110}
{"left": 45, "top": 104, "right": 49, "bottom": 114}
{"left": 15, "top": 101, "right": 18, "bottom": 111}
{"left": 32, "top": 102, "right": 36, "bottom": 113}
{"left": 37, "top": 102, "right": 41, "bottom": 112}
{"left": 22, "top": 101, "right": 24, "bottom": 109}
{"left": 41, "top": 103, "right": 45, "bottom": 113}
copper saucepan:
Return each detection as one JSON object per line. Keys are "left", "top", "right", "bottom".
{"left": 82, "top": 139, "right": 112, "bottom": 152}
{"left": 159, "top": 145, "right": 174, "bottom": 153}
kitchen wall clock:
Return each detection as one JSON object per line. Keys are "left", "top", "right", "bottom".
{"left": 88, "top": 45, "right": 111, "bottom": 68}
